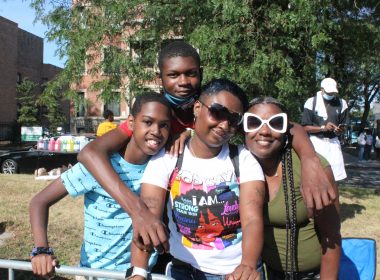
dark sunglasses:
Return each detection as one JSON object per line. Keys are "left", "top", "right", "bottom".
{"left": 198, "top": 100, "right": 243, "bottom": 127}
{"left": 243, "top": 113, "right": 288, "bottom": 133}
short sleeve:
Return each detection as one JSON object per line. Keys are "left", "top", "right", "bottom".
{"left": 61, "top": 162, "right": 97, "bottom": 197}
{"left": 238, "top": 146, "right": 265, "bottom": 183}
{"left": 141, "top": 149, "right": 177, "bottom": 189}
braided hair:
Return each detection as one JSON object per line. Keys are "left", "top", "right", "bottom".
{"left": 281, "top": 143, "right": 298, "bottom": 279}
{"left": 248, "top": 97, "right": 298, "bottom": 278}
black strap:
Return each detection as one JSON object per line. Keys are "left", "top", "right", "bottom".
{"left": 228, "top": 144, "right": 239, "bottom": 178}
{"left": 175, "top": 149, "right": 185, "bottom": 170}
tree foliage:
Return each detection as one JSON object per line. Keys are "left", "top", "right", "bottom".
{"left": 37, "top": 79, "right": 67, "bottom": 131}
{"left": 30, "top": 0, "right": 380, "bottom": 121}
{"left": 16, "top": 78, "right": 39, "bottom": 126}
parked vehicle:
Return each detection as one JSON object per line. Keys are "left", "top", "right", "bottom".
{"left": 350, "top": 131, "right": 358, "bottom": 145}
{"left": 0, "top": 148, "right": 78, "bottom": 174}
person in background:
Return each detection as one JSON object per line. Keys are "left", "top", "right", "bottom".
{"left": 29, "top": 93, "right": 172, "bottom": 278}
{"left": 245, "top": 97, "right": 341, "bottom": 280}
{"left": 374, "top": 135, "right": 380, "bottom": 160}
{"left": 302, "top": 77, "right": 348, "bottom": 182}
{"left": 96, "top": 109, "right": 117, "bottom": 137}
{"left": 364, "top": 128, "right": 373, "bottom": 161}
{"left": 357, "top": 130, "right": 367, "bottom": 162}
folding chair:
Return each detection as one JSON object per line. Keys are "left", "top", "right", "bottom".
{"left": 339, "top": 237, "right": 376, "bottom": 280}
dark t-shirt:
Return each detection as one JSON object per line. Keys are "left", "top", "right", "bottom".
{"left": 302, "top": 93, "right": 348, "bottom": 138}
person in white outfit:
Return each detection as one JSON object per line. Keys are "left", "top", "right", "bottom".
{"left": 364, "top": 129, "right": 373, "bottom": 160}
{"left": 302, "top": 77, "right": 348, "bottom": 181}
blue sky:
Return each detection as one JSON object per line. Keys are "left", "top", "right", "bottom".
{"left": 0, "top": 0, "right": 65, "bottom": 68}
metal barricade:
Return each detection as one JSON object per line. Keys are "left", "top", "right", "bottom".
{"left": 0, "top": 259, "right": 174, "bottom": 280}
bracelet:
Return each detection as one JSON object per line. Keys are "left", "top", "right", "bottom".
{"left": 30, "top": 246, "right": 54, "bottom": 258}
{"left": 125, "top": 266, "right": 148, "bottom": 279}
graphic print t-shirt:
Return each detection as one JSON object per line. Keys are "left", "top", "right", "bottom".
{"left": 141, "top": 144, "right": 264, "bottom": 274}
{"left": 61, "top": 153, "right": 157, "bottom": 271}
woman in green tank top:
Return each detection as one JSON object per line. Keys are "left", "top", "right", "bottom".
{"left": 243, "top": 97, "right": 341, "bottom": 280}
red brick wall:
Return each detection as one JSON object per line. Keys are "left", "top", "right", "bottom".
{"left": 0, "top": 17, "right": 18, "bottom": 124}
{"left": 0, "top": 16, "right": 64, "bottom": 139}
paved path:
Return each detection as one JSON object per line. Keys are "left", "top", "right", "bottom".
{"left": 342, "top": 150, "right": 380, "bottom": 188}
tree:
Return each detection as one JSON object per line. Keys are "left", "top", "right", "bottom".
{"left": 37, "top": 79, "right": 67, "bottom": 132}
{"left": 30, "top": 0, "right": 380, "bottom": 122}
{"left": 16, "top": 78, "right": 39, "bottom": 126}
{"left": 317, "top": 0, "right": 380, "bottom": 129}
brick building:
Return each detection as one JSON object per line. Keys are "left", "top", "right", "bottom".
{"left": 70, "top": 39, "right": 136, "bottom": 134}
{"left": 70, "top": 38, "right": 160, "bottom": 134}
{"left": 0, "top": 16, "right": 65, "bottom": 140}
{"left": 69, "top": 1, "right": 164, "bottom": 134}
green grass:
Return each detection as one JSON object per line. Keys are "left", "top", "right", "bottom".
{"left": 0, "top": 175, "right": 379, "bottom": 279}
{"left": 0, "top": 174, "right": 83, "bottom": 279}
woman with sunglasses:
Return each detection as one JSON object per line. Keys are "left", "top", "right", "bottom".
{"left": 128, "top": 79, "right": 266, "bottom": 280}
{"left": 244, "top": 97, "right": 341, "bottom": 280}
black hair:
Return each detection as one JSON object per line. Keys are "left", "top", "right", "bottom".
{"left": 248, "top": 96, "right": 287, "bottom": 114}
{"left": 131, "top": 92, "right": 171, "bottom": 117}
{"left": 281, "top": 148, "right": 297, "bottom": 277}
{"left": 248, "top": 96, "right": 298, "bottom": 277}
{"left": 158, "top": 41, "right": 201, "bottom": 71}
{"left": 200, "top": 78, "right": 249, "bottom": 112}
{"left": 103, "top": 109, "right": 114, "bottom": 119}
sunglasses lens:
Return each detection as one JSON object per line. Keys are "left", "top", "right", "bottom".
{"left": 269, "top": 116, "right": 285, "bottom": 131}
{"left": 205, "top": 103, "right": 242, "bottom": 127}
{"left": 208, "top": 104, "right": 227, "bottom": 121}
{"left": 229, "top": 113, "right": 241, "bottom": 126}
{"left": 247, "top": 116, "right": 263, "bottom": 130}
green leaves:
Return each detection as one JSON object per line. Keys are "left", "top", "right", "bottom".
{"left": 16, "top": 79, "right": 39, "bottom": 126}
{"left": 31, "top": 0, "right": 380, "bottom": 123}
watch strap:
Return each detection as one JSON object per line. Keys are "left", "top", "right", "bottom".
{"left": 125, "top": 266, "right": 148, "bottom": 279}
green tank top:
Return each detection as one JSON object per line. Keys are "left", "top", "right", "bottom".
{"left": 262, "top": 150, "right": 329, "bottom": 272}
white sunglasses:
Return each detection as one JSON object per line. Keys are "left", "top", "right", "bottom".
{"left": 243, "top": 112, "right": 288, "bottom": 133}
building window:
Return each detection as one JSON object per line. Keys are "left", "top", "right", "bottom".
{"left": 16, "top": 73, "right": 22, "bottom": 84}
{"left": 73, "top": 4, "right": 89, "bottom": 29}
{"left": 104, "top": 91, "right": 120, "bottom": 116}
{"left": 129, "top": 40, "right": 155, "bottom": 68}
{"left": 79, "top": 48, "right": 87, "bottom": 76}
{"left": 102, "top": 46, "right": 123, "bottom": 75}
{"left": 77, "top": 92, "right": 86, "bottom": 117}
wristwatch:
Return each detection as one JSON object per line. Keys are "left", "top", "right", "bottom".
{"left": 320, "top": 125, "right": 326, "bottom": 132}
{"left": 125, "top": 266, "right": 148, "bottom": 279}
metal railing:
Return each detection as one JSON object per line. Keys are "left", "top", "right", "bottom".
{"left": 0, "top": 259, "right": 174, "bottom": 280}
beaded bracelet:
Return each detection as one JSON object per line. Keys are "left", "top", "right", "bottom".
{"left": 30, "top": 246, "right": 54, "bottom": 258}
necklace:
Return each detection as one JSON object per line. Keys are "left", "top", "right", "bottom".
{"left": 189, "top": 139, "right": 198, "bottom": 158}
